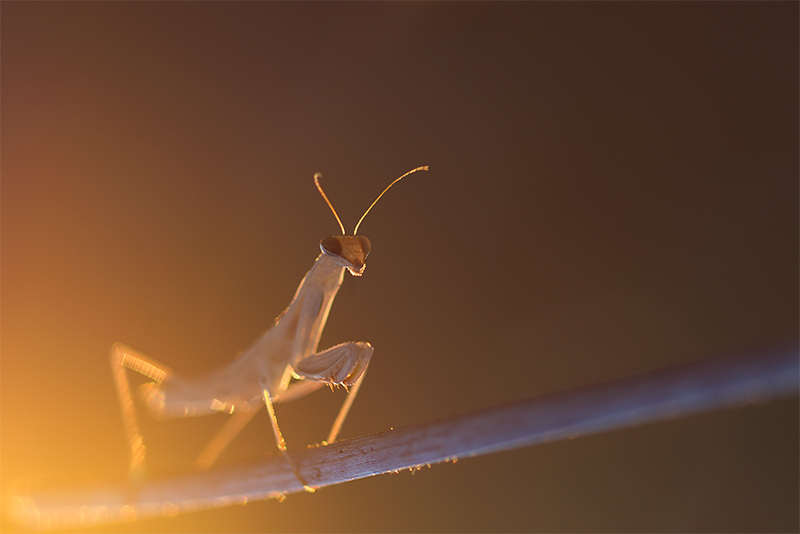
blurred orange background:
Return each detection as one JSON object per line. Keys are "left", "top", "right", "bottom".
{"left": 2, "top": 3, "right": 797, "bottom": 532}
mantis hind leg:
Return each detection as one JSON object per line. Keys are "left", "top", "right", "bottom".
{"left": 190, "top": 380, "right": 326, "bottom": 472}
{"left": 194, "top": 407, "right": 262, "bottom": 471}
{"left": 109, "top": 343, "right": 173, "bottom": 478}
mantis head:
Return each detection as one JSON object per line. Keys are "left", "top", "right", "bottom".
{"left": 320, "top": 235, "right": 371, "bottom": 277}
{"left": 315, "top": 166, "right": 428, "bottom": 277}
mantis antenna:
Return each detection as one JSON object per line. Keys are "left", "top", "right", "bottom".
{"left": 353, "top": 166, "right": 429, "bottom": 235}
{"left": 314, "top": 173, "right": 347, "bottom": 235}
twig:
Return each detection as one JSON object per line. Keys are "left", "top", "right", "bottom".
{"left": 8, "top": 345, "right": 798, "bottom": 531}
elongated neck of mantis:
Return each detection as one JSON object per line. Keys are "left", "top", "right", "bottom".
{"left": 314, "top": 252, "right": 346, "bottom": 276}
{"left": 293, "top": 253, "right": 346, "bottom": 296}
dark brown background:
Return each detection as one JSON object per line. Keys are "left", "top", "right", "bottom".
{"left": 2, "top": 3, "right": 797, "bottom": 532}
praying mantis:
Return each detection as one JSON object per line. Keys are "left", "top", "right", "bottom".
{"left": 110, "top": 166, "right": 428, "bottom": 484}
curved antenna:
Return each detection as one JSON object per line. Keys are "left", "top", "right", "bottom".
{"left": 353, "top": 166, "right": 429, "bottom": 235}
{"left": 314, "top": 173, "right": 346, "bottom": 235}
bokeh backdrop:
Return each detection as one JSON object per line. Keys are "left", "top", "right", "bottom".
{"left": 2, "top": 3, "right": 798, "bottom": 532}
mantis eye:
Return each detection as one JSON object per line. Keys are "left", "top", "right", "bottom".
{"left": 356, "top": 235, "right": 371, "bottom": 257}
{"left": 320, "top": 236, "right": 343, "bottom": 257}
